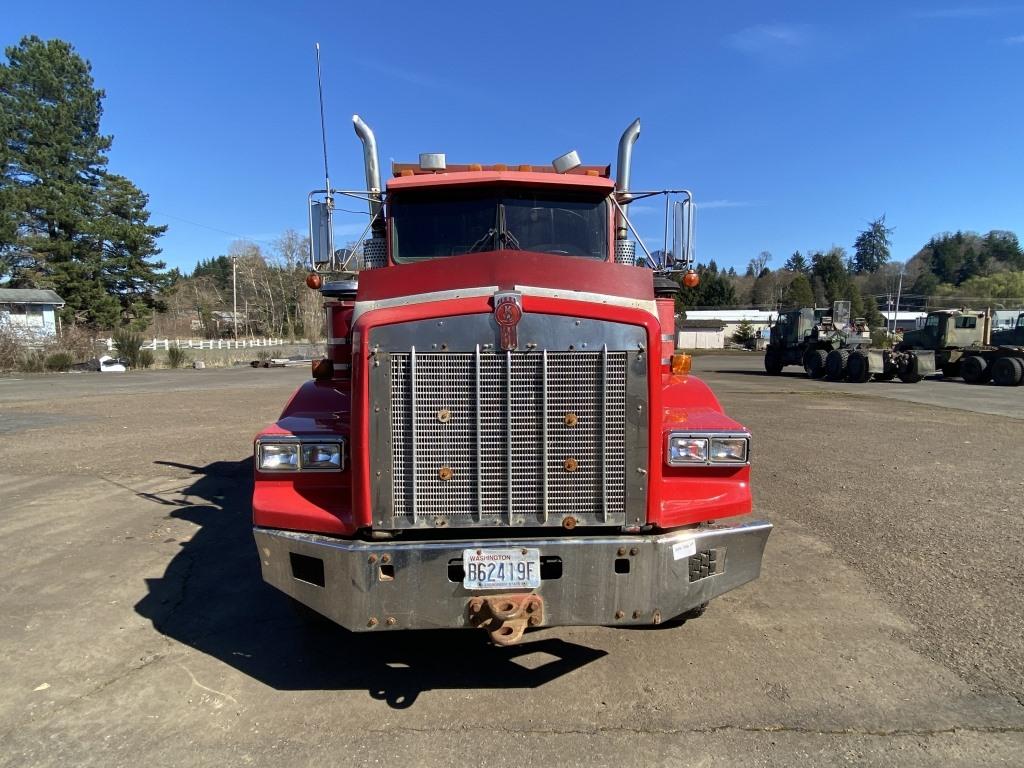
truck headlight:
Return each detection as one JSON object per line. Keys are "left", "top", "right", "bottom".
{"left": 709, "top": 436, "right": 748, "bottom": 463}
{"left": 667, "top": 436, "right": 708, "bottom": 464}
{"left": 301, "top": 443, "right": 343, "bottom": 469}
{"left": 257, "top": 439, "right": 345, "bottom": 472}
{"left": 259, "top": 443, "right": 299, "bottom": 471}
{"left": 666, "top": 433, "right": 749, "bottom": 466}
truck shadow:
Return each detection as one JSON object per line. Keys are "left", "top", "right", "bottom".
{"left": 134, "top": 458, "right": 607, "bottom": 708}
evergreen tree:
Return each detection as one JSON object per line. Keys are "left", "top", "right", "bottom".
{"left": 863, "top": 295, "right": 885, "bottom": 329}
{"left": 851, "top": 215, "right": 893, "bottom": 273}
{"left": 784, "top": 274, "right": 814, "bottom": 308}
{"left": 783, "top": 250, "right": 809, "bottom": 274}
{"left": 90, "top": 174, "right": 169, "bottom": 328}
{"left": 732, "top": 319, "right": 756, "bottom": 346}
{"left": 811, "top": 247, "right": 853, "bottom": 305}
{"left": 982, "top": 231, "right": 1023, "bottom": 269}
{"left": 0, "top": 36, "right": 166, "bottom": 327}
{"left": 193, "top": 255, "right": 232, "bottom": 288}
{"left": 848, "top": 281, "right": 865, "bottom": 319}
{"left": 675, "top": 262, "right": 737, "bottom": 310}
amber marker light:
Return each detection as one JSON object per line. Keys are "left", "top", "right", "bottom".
{"left": 682, "top": 270, "right": 700, "bottom": 288}
{"left": 306, "top": 272, "right": 323, "bottom": 290}
{"left": 671, "top": 353, "right": 692, "bottom": 375}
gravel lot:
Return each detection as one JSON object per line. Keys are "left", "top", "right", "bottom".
{"left": 0, "top": 358, "right": 1021, "bottom": 767}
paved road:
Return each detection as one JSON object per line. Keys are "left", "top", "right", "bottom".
{"left": 1, "top": 364, "right": 1021, "bottom": 766}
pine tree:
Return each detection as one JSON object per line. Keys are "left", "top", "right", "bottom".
{"left": 0, "top": 36, "right": 166, "bottom": 327}
{"left": 812, "top": 247, "right": 853, "bottom": 305}
{"left": 852, "top": 216, "right": 894, "bottom": 273}
{"left": 90, "top": 174, "right": 169, "bottom": 328}
{"left": 732, "top": 320, "right": 756, "bottom": 346}
{"left": 863, "top": 295, "right": 885, "bottom": 329}
{"left": 784, "top": 274, "right": 814, "bottom": 308}
{"left": 784, "top": 250, "right": 809, "bottom": 274}
{"left": 674, "top": 263, "right": 737, "bottom": 311}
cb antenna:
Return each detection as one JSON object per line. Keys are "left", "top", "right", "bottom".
{"left": 315, "top": 42, "right": 332, "bottom": 203}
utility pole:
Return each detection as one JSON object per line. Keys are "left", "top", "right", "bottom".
{"left": 232, "top": 254, "right": 238, "bottom": 340}
{"left": 893, "top": 271, "right": 904, "bottom": 337}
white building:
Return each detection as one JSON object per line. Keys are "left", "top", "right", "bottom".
{"left": 676, "top": 319, "right": 727, "bottom": 349}
{"left": 993, "top": 309, "right": 1024, "bottom": 331}
{"left": 681, "top": 310, "right": 777, "bottom": 342}
{"left": 0, "top": 288, "right": 66, "bottom": 340}
{"left": 883, "top": 311, "right": 928, "bottom": 332}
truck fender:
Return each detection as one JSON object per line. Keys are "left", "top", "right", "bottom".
{"left": 911, "top": 350, "right": 936, "bottom": 376}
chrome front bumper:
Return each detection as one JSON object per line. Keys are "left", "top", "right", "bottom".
{"left": 253, "top": 520, "right": 771, "bottom": 632}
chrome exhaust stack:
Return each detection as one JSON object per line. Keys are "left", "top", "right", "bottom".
{"left": 352, "top": 114, "right": 386, "bottom": 265}
{"left": 352, "top": 114, "right": 383, "bottom": 224}
{"left": 614, "top": 118, "right": 641, "bottom": 241}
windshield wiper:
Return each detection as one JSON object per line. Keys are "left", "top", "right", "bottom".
{"left": 497, "top": 204, "right": 521, "bottom": 250}
{"left": 467, "top": 227, "right": 497, "bottom": 253}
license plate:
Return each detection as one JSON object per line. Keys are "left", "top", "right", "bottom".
{"left": 463, "top": 548, "right": 541, "bottom": 590}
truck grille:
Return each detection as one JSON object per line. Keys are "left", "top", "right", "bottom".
{"left": 389, "top": 348, "right": 628, "bottom": 527}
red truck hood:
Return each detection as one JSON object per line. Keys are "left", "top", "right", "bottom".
{"left": 355, "top": 250, "right": 655, "bottom": 303}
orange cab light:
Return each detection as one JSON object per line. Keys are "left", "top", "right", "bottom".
{"left": 518, "top": 164, "right": 533, "bottom": 172}
{"left": 682, "top": 270, "right": 700, "bottom": 289}
{"left": 585, "top": 169, "right": 599, "bottom": 176}
{"left": 311, "top": 358, "right": 334, "bottom": 379}
{"left": 493, "top": 163, "right": 507, "bottom": 171}
{"left": 400, "top": 169, "right": 415, "bottom": 177}
{"left": 671, "top": 352, "right": 692, "bottom": 376}
{"left": 469, "top": 163, "right": 483, "bottom": 171}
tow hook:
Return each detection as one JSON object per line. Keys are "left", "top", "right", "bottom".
{"left": 467, "top": 594, "right": 544, "bottom": 645}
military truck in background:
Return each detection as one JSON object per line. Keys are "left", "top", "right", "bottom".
{"left": 847, "top": 308, "right": 1024, "bottom": 386}
{"left": 763, "top": 301, "right": 872, "bottom": 380}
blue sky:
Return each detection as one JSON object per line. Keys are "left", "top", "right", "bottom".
{"left": 5, "top": 1, "right": 1023, "bottom": 273}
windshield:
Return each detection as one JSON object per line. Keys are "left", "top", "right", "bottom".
{"left": 390, "top": 188, "right": 609, "bottom": 262}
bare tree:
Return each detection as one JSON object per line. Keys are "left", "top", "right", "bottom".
{"left": 748, "top": 250, "right": 772, "bottom": 277}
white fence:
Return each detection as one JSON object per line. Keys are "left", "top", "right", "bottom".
{"left": 101, "top": 337, "right": 288, "bottom": 352}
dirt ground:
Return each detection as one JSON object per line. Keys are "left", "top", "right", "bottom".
{"left": 0, "top": 360, "right": 1021, "bottom": 767}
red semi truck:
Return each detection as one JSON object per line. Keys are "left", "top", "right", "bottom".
{"left": 251, "top": 116, "right": 771, "bottom": 644}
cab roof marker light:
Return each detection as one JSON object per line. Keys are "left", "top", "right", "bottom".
{"left": 419, "top": 153, "right": 446, "bottom": 171}
{"left": 552, "top": 150, "right": 581, "bottom": 174}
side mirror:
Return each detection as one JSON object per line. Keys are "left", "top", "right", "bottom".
{"left": 670, "top": 200, "right": 694, "bottom": 269}
{"left": 310, "top": 200, "right": 334, "bottom": 268}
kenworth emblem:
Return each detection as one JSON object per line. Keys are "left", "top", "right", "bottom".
{"left": 493, "top": 292, "right": 523, "bottom": 351}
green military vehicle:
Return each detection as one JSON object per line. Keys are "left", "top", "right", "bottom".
{"left": 764, "top": 301, "right": 872, "bottom": 380}
{"left": 848, "top": 308, "right": 1024, "bottom": 386}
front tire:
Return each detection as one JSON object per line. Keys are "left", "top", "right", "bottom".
{"left": 764, "top": 349, "right": 784, "bottom": 375}
{"left": 804, "top": 349, "right": 828, "bottom": 379}
{"left": 825, "top": 349, "right": 850, "bottom": 380}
